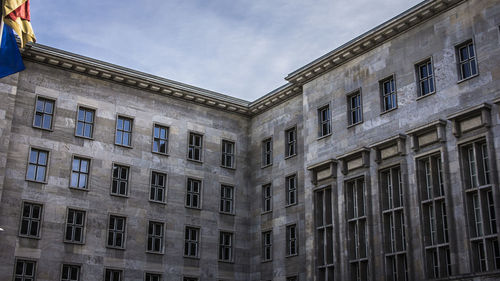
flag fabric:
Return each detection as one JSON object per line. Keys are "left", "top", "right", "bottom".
{"left": 0, "top": 22, "right": 25, "bottom": 78}
{"left": 3, "top": 0, "right": 35, "bottom": 48}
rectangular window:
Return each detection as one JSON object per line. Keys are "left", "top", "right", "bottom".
{"left": 286, "top": 174, "right": 297, "bottom": 206}
{"left": 14, "top": 259, "right": 36, "bottom": 281}
{"left": 219, "top": 231, "right": 233, "bottom": 262}
{"left": 150, "top": 171, "right": 167, "bottom": 203}
{"left": 262, "top": 184, "right": 272, "bottom": 213}
{"left": 318, "top": 105, "right": 331, "bottom": 137}
{"left": 107, "top": 215, "right": 126, "bottom": 249}
{"left": 188, "top": 133, "right": 203, "bottom": 161}
{"left": 262, "top": 231, "right": 272, "bottom": 261}
{"left": 221, "top": 140, "right": 235, "bottom": 168}
{"left": 380, "top": 76, "right": 397, "bottom": 112}
{"left": 220, "top": 185, "right": 234, "bottom": 214}
{"left": 70, "top": 156, "right": 90, "bottom": 189}
{"left": 348, "top": 91, "right": 363, "bottom": 126}
{"left": 457, "top": 40, "right": 478, "bottom": 80}
{"left": 416, "top": 59, "right": 435, "bottom": 97}
{"left": 112, "top": 164, "right": 129, "bottom": 196}
{"left": 75, "top": 107, "right": 94, "bottom": 138}
{"left": 65, "top": 209, "right": 85, "bottom": 243}
{"left": 286, "top": 224, "right": 298, "bottom": 256}
{"left": 315, "top": 187, "right": 334, "bottom": 281}
{"left": 152, "top": 124, "right": 169, "bottom": 154}
{"left": 33, "top": 96, "right": 55, "bottom": 130}
{"left": 19, "top": 202, "right": 42, "bottom": 238}
{"left": 145, "top": 273, "right": 161, "bottom": 281}
{"left": 61, "top": 264, "right": 80, "bottom": 281}
{"left": 186, "top": 178, "right": 201, "bottom": 209}
{"left": 183, "top": 278, "right": 198, "bottom": 281}
{"left": 27, "top": 148, "right": 48, "bottom": 182}
{"left": 184, "top": 226, "right": 200, "bottom": 258}
{"left": 115, "top": 116, "right": 133, "bottom": 146}
{"left": 147, "top": 221, "right": 164, "bottom": 253}
{"left": 285, "top": 127, "right": 297, "bottom": 157}
{"left": 262, "top": 138, "right": 273, "bottom": 167}
{"left": 346, "top": 177, "right": 368, "bottom": 281}
{"left": 105, "top": 269, "right": 122, "bottom": 281}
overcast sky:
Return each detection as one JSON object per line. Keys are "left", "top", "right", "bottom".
{"left": 30, "top": 0, "right": 418, "bottom": 101}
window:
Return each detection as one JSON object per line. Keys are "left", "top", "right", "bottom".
{"left": 147, "top": 221, "right": 164, "bottom": 253}
{"left": 318, "top": 105, "right": 331, "bottom": 137}
{"left": 111, "top": 164, "right": 129, "bottom": 196}
{"left": 61, "top": 264, "right": 80, "bottom": 281}
{"left": 286, "top": 224, "right": 298, "bottom": 256}
{"left": 221, "top": 140, "right": 235, "bottom": 168}
{"left": 315, "top": 187, "right": 334, "bottom": 281}
{"left": 26, "top": 148, "right": 48, "bottom": 182}
{"left": 262, "top": 231, "right": 272, "bottom": 261}
{"left": 19, "top": 202, "right": 42, "bottom": 238}
{"left": 416, "top": 59, "right": 435, "bottom": 97}
{"left": 346, "top": 177, "right": 368, "bottom": 280}
{"left": 70, "top": 156, "right": 90, "bottom": 189}
{"left": 150, "top": 171, "right": 166, "bottom": 203}
{"left": 75, "top": 107, "right": 94, "bottom": 138}
{"left": 188, "top": 132, "right": 203, "bottom": 161}
{"left": 115, "top": 116, "right": 132, "bottom": 146}
{"left": 220, "top": 185, "right": 234, "bottom": 214}
{"left": 186, "top": 178, "right": 201, "bottom": 209}
{"left": 461, "top": 140, "right": 498, "bottom": 272}
{"left": 286, "top": 174, "right": 297, "bottom": 206}
{"left": 33, "top": 96, "right": 55, "bottom": 130}
{"left": 417, "top": 154, "right": 451, "bottom": 278}
{"left": 107, "top": 215, "right": 126, "bottom": 249}
{"left": 152, "top": 124, "right": 169, "bottom": 154}
{"left": 457, "top": 40, "right": 477, "bottom": 80}
{"left": 380, "top": 76, "right": 397, "bottom": 112}
{"left": 380, "top": 166, "right": 408, "bottom": 281}
{"left": 14, "top": 259, "right": 36, "bottom": 281}
{"left": 285, "top": 127, "right": 297, "bottom": 157}
{"left": 219, "top": 231, "right": 233, "bottom": 262}
{"left": 286, "top": 277, "right": 298, "bottom": 281}
{"left": 105, "top": 269, "right": 122, "bottom": 281}
{"left": 183, "top": 278, "right": 198, "bottom": 281}
{"left": 262, "top": 184, "right": 272, "bottom": 213}
{"left": 65, "top": 209, "right": 85, "bottom": 243}
{"left": 145, "top": 273, "right": 162, "bottom": 281}
{"left": 262, "top": 138, "right": 272, "bottom": 167}
{"left": 348, "top": 91, "right": 362, "bottom": 125}
{"left": 184, "top": 227, "right": 200, "bottom": 258}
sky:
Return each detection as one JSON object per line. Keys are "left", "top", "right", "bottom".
{"left": 30, "top": 0, "right": 418, "bottom": 101}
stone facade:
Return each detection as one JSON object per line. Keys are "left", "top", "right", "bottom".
{"left": 0, "top": 0, "right": 500, "bottom": 280}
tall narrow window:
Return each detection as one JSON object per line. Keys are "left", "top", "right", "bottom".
{"left": 105, "top": 269, "right": 122, "bottom": 281}
{"left": 457, "top": 40, "right": 478, "bottom": 80}
{"left": 220, "top": 185, "right": 234, "bottom": 214}
{"left": 150, "top": 171, "right": 167, "bottom": 203}
{"left": 147, "top": 221, "right": 164, "bottom": 253}
{"left": 61, "top": 264, "right": 80, "bottom": 281}
{"left": 416, "top": 59, "right": 435, "bottom": 97}
{"left": 145, "top": 273, "right": 161, "bottom": 281}
{"left": 286, "top": 224, "right": 298, "bottom": 256}
{"left": 112, "top": 164, "right": 129, "bottom": 196}
{"left": 221, "top": 140, "right": 235, "bottom": 168}
{"left": 26, "top": 148, "right": 49, "bottom": 182}
{"left": 315, "top": 187, "right": 334, "bottom": 281}
{"left": 188, "top": 133, "right": 203, "bottom": 161}
{"left": 318, "top": 105, "right": 331, "bottom": 137}
{"left": 75, "top": 107, "right": 94, "bottom": 138}
{"left": 14, "top": 259, "right": 36, "bottom": 281}
{"left": 219, "top": 231, "right": 233, "bottom": 262}
{"left": 19, "top": 202, "right": 42, "bottom": 238}
{"left": 70, "top": 156, "right": 90, "bottom": 189}
{"left": 152, "top": 124, "right": 169, "bottom": 154}
{"left": 186, "top": 178, "right": 201, "bottom": 209}
{"left": 184, "top": 226, "right": 200, "bottom": 258}
{"left": 115, "top": 116, "right": 133, "bottom": 146}
{"left": 262, "top": 184, "right": 272, "bottom": 213}
{"left": 380, "top": 76, "right": 397, "bottom": 112}
{"left": 285, "top": 127, "right": 297, "bottom": 158}
{"left": 262, "top": 231, "right": 272, "bottom": 261}
{"left": 65, "top": 209, "right": 85, "bottom": 243}
{"left": 262, "top": 138, "right": 273, "bottom": 167}
{"left": 348, "top": 91, "right": 363, "bottom": 126}
{"left": 33, "top": 96, "right": 55, "bottom": 130}
{"left": 107, "top": 215, "right": 126, "bottom": 249}
{"left": 286, "top": 174, "right": 297, "bottom": 206}
{"left": 346, "top": 177, "right": 368, "bottom": 280}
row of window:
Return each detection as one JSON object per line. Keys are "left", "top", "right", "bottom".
{"left": 316, "top": 40, "right": 478, "bottom": 135}
{"left": 32, "top": 97, "right": 236, "bottom": 168}
{"left": 261, "top": 126, "right": 297, "bottom": 167}
{"left": 261, "top": 224, "right": 299, "bottom": 262}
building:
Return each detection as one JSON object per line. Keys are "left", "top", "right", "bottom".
{"left": 0, "top": 0, "right": 499, "bottom": 280}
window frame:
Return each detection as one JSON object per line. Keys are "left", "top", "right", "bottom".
{"left": 221, "top": 139, "right": 236, "bottom": 169}
{"left": 60, "top": 263, "right": 81, "bottom": 281}
{"left": 14, "top": 258, "right": 37, "bottom": 281}
{"left": 415, "top": 57, "right": 436, "bottom": 99}
{"left": 286, "top": 173, "right": 298, "bottom": 207}
{"left": 218, "top": 231, "right": 234, "bottom": 263}
{"left": 69, "top": 155, "right": 91, "bottom": 191}
{"left": 379, "top": 75, "right": 398, "bottom": 113}
{"left": 111, "top": 163, "right": 130, "bottom": 197}
{"left": 26, "top": 146, "right": 50, "bottom": 183}
{"left": 104, "top": 268, "right": 123, "bottom": 281}
{"left": 285, "top": 126, "right": 297, "bottom": 159}
{"left": 262, "top": 183, "right": 272, "bottom": 214}
{"left": 262, "top": 230, "right": 273, "bottom": 262}
{"left": 74, "top": 105, "right": 96, "bottom": 139}
{"left": 144, "top": 272, "right": 163, "bottom": 281}
{"left": 184, "top": 226, "right": 201, "bottom": 259}
{"left": 114, "top": 115, "right": 134, "bottom": 148}
{"left": 152, "top": 123, "right": 169, "bottom": 156}
{"left": 18, "top": 201, "right": 43, "bottom": 239}
{"left": 149, "top": 170, "right": 167, "bottom": 204}
{"left": 106, "top": 214, "right": 127, "bottom": 250}
{"left": 220, "top": 184, "right": 235, "bottom": 215}
{"left": 146, "top": 220, "right": 165, "bottom": 254}
{"left": 261, "top": 137, "right": 273, "bottom": 168}
{"left": 456, "top": 39, "right": 479, "bottom": 82}
{"left": 185, "top": 177, "right": 202, "bottom": 209}
{"left": 347, "top": 89, "right": 363, "bottom": 127}
{"left": 187, "top": 131, "right": 204, "bottom": 162}
{"left": 317, "top": 104, "right": 332, "bottom": 139}
{"left": 64, "top": 208, "right": 86, "bottom": 244}
{"left": 286, "top": 223, "right": 298, "bottom": 257}
{"left": 33, "top": 95, "right": 56, "bottom": 131}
